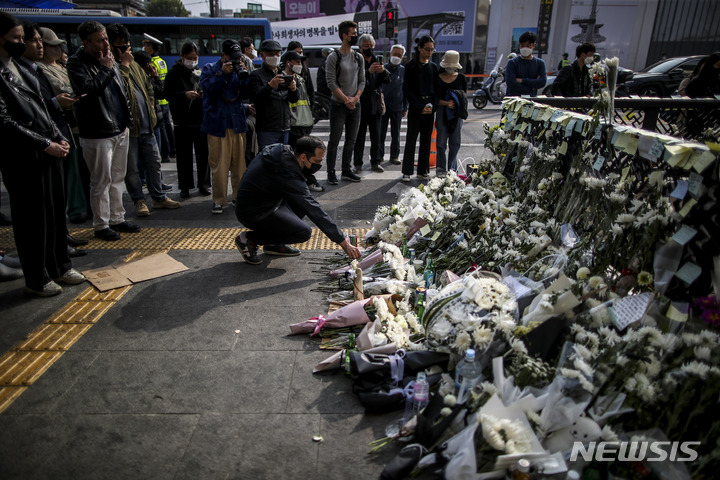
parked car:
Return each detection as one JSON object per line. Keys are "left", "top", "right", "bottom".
{"left": 540, "top": 65, "right": 633, "bottom": 96}
{"left": 624, "top": 55, "right": 705, "bottom": 97}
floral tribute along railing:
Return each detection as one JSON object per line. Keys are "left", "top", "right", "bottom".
{"left": 291, "top": 97, "right": 720, "bottom": 479}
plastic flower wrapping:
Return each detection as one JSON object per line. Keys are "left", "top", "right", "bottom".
{"left": 296, "top": 96, "right": 720, "bottom": 479}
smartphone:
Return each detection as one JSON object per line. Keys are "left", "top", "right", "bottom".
{"left": 377, "top": 55, "right": 384, "bottom": 64}
{"left": 72, "top": 93, "right": 87, "bottom": 100}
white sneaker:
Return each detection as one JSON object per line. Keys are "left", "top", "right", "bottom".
{"left": 401, "top": 175, "right": 411, "bottom": 182}
{"left": 54, "top": 268, "right": 86, "bottom": 285}
{"left": 25, "top": 280, "right": 62, "bottom": 297}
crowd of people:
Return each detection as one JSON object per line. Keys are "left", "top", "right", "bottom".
{"left": 0, "top": 13, "right": 473, "bottom": 292}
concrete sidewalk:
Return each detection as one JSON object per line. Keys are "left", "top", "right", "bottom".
{"left": 0, "top": 248, "right": 400, "bottom": 479}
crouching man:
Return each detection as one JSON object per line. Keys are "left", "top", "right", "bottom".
{"left": 234, "top": 136, "right": 361, "bottom": 264}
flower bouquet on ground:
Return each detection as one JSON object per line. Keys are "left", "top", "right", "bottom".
{"left": 288, "top": 294, "right": 399, "bottom": 335}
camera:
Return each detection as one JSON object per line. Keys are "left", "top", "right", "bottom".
{"left": 229, "top": 50, "right": 249, "bottom": 80}
{"left": 278, "top": 74, "right": 294, "bottom": 90}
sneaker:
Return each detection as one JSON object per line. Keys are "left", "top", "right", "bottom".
{"left": 110, "top": 221, "right": 141, "bottom": 233}
{"left": 370, "top": 164, "right": 385, "bottom": 173}
{"left": 199, "top": 187, "right": 212, "bottom": 196}
{"left": 134, "top": 199, "right": 150, "bottom": 217}
{"left": 263, "top": 244, "right": 301, "bottom": 256}
{"left": 234, "top": 232, "right": 261, "bottom": 264}
{"left": 153, "top": 197, "right": 181, "bottom": 209}
{"left": 341, "top": 171, "right": 361, "bottom": 182}
{"left": 390, "top": 158, "right": 401, "bottom": 165}
{"left": 308, "top": 182, "right": 324, "bottom": 192}
{"left": 54, "top": 268, "right": 86, "bottom": 285}
{"left": 417, "top": 173, "right": 430, "bottom": 180}
{"left": 327, "top": 172, "right": 339, "bottom": 185}
{"left": 352, "top": 165, "right": 362, "bottom": 174}
{"left": 401, "top": 175, "right": 411, "bottom": 182}
{"left": 180, "top": 189, "right": 190, "bottom": 198}
{"left": 161, "top": 183, "right": 173, "bottom": 191}
{"left": 94, "top": 228, "right": 121, "bottom": 241}
{"left": 212, "top": 203, "right": 223, "bottom": 214}
{"left": 436, "top": 171, "right": 447, "bottom": 178}
{"left": 25, "top": 280, "right": 62, "bottom": 297}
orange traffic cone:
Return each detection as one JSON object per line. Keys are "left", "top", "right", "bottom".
{"left": 415, "top": 127, "right": 438, "bottom": 168}
{"left": 429, "top": 127, "right": 437, "bottom": 169}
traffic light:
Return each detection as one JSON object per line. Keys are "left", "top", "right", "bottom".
{"left": 384, "top": 7, "right": 397, "bottom": 39}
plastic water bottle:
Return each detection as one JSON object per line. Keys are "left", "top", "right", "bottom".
{"left": 412, "top": 372, "right": 430, "bottom": 415}
{"left": 455, "top": 349, "right": 483, "bottom": 404}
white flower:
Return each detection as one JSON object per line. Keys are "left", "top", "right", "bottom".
{"left": 615, "top": 214, "right": 635, "bottom": 224}
{"left": 588, "top": 276, "right": 604, "bottom": 288}
{"left": 454, "top": 331, "right": 472, "bottom": 352}
{"left": 510, "top": 338, "right": 528, "bottom": 355}
{"left": 604, "top": 57, "right": 619, "bottom": 68}
{"left": 440, "top": 407, "right": 453, "bottom": 417}
{"left": 444, "top": 394, "right": 457, "bottom": 407}
{"left": 430, "top": 318, "right": 454, "bottom": 338}
{"left": 576, "top": 267, "right": 591, "bottom": 280}
{"left": 681, "top": 360, "right": 710, "bottom": 379}
{"left": 694, "top": 346, "right": 712, "bottom": 362}
{"left": 609, "top": 192, "right": 627, "bottom": 203}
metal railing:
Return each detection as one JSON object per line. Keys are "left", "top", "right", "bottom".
{"left": 531, "top": 97, "right": 720, "bottom": 140}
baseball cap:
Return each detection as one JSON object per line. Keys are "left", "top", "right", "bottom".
{"left": 282, "top": 50, "right": 306, "bottom": 63}
{"left": 260, "top": 39, "right": 282, "bottom": 52}
{"left": 40, "top": 27, "right": 66, "bottom": 46}
{"left": 222, "top": 39, "right": 242, "bottom": 56}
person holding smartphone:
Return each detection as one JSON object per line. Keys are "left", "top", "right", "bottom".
{"left": 353, "top": 33, "right": 389, "bottom": 175}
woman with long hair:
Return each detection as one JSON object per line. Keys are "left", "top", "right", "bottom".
{"left": 401, "top": 35, "right": 439, "bottom": 182}
{"left": 164, "top": 41, "right": 211, "bottom": 198}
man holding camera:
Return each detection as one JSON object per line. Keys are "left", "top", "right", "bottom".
{"left": 248, "top": 39, "right": 298, "bottom": 151}
{"left": 200, "top": 39, "right": 251, "bottom": 214}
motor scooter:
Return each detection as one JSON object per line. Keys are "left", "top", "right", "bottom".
{"left": 473, "top": 54, "right": 506, "bottom": 109}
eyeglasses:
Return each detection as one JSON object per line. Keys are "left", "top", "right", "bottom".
{"left": 421, "top": 47, "right": 435, "bottom": 53}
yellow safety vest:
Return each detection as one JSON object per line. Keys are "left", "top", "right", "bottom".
{"left": 560, "top": 59, "right": 571, "bottom": 68}
{"left": 150, "top": 55, "right": 169, "bottom": 105}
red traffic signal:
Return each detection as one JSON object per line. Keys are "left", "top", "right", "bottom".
{"left": 386, "top": 10, "right": 393, "bottom": 20}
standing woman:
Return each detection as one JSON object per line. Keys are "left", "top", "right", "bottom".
{"left": 435, "top": 50, "right": 468, "bottom": 176}
{"left": 0, "top": 12, "right": 85, "bottom": 296}
{"left": 164, "top": 42, "right": 211, "bottom": 198}
{"left": 401, "top": 35, "right": 439, "bottom": 182}
{"left": 37, "top": 26, "right": 89, "bottom": 224}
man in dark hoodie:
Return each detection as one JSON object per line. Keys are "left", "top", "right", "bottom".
{"left": 234, "top": 136, "right": 361, "bottom": 265}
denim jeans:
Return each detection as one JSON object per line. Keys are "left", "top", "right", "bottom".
{"left": 326, "top": 101, "right": 361, "bottom": 174}
{"left": 435, "top": 109, "right": 463, "bottom": 173}
{"left": 256, "top": 130, "right": 289, "bottom": 152}
{"left": 380, "top": 110, "right": 403, "bottom": 160}
{"left": 125, "top": 133, "right": 166, "bottom": 202}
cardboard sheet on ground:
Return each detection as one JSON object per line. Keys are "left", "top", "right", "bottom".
{"left": 82, "top": 252, "right": 188, "bottom": 291}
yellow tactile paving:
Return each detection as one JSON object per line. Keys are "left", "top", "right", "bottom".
{"left": 0, "top": 227, "right": 369, "bottom": 413}
{"left": 1, "top": 227, "right": 369, "bottom": 250}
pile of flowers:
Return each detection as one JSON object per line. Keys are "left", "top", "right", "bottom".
{"left": 296, "top": 94, "right": 720, "bottom": 478}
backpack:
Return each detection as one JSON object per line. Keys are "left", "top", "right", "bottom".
{"left": 330, "top": 49, "right": 364, "bottom": 85}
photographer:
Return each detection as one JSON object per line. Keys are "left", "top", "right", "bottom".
{"left": 248, "top": 39, "right": 298, "bottom": 150}
{"left": 200, "top": 39, "right": 251, "bottom": 214}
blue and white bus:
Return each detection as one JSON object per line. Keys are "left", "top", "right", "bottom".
{"left": 6, "top": 9, "right": 271, "bottom": 66}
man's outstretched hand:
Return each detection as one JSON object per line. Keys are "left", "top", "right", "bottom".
{"left": 339, "top": 238, "right": 361, "bottom": 259}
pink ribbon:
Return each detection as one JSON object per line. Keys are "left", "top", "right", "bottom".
{"left": 311, "top": 315, "right": 326, "bottom": 336}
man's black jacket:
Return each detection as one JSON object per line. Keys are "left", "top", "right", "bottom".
{"left": 235, "top": 144, "right": 345, "bottom": 243}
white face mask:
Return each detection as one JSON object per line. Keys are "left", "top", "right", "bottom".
{"left": 389, "top": 56, "right": 402, "bottom": 66}
{"left": 264, "top": 55, "right": 280, "bottom": 67}
{"left": 519, "top": 47, "right": 533, "bottom": 58}
{"left": 445, "top": 67, "right": 456, "bottom": 74}
{"left": 250, "top": 48, "right": 257, "bottom": 59}
{"left": 292, "top": 64, "right": 303, "bottom": 74}
{"left": 183, "top": 59, "right": 198, "bottom": 69}
{"left": 584, "top": 56, "right": 594, "bottom": 66}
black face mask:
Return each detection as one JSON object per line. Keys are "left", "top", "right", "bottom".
{"left": 3, "top": 40, "right": 26, "bottom": 60}
{"left": 362, "top": 48, "right": 373, "bottom": 57}
{"left": 303, "top": 162, "right": 322, "bottom": 175}
{"left": 347, "top": 36, "right": 358, "bottom": 46}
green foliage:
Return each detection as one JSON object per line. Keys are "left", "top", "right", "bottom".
{"left": 146, "top": 0, "right": 189, "bottom": 17}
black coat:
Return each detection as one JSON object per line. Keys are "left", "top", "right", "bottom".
{"left": 248, "top": 64, "right": 299, "bottom": 132}
{"left": 164, "top": 61, "right": 204, "bottom": 127}
{"left": 550, "top": 61, "right": 590, "bottom": 97}
{"left": 0, "top": 59, "right": 65, "bottom": 155}
{"left": 67, "top": 47, "right": 132, "bottom": 139}
{"left": 235, "top": 144, "right": 344, "bottom": 243}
